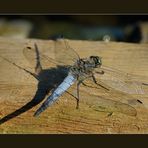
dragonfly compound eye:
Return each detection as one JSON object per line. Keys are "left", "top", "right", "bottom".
{"left": 90, "top": 56, "right": 102, "bottom": 66}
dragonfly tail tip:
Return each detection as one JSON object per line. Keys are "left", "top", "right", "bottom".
{"left": 34, "top": 110, "right": 41, "bottom": 117}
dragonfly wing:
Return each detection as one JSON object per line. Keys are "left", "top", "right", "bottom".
{"left": 67, "top": 83, "right": 137, "bottom": 116}
{"left": 88, "top": 96, "right": 137, "bottom": 116}
{"left": 94, "top": 65, "right": 148, "bottom": 94}
{"left": 54, "top": 38, "right": 80, "bottom": 66}
{"left": 83, "top": 82, "right": 138, "bottom": 116}
{"left": 23, "top": 43, "right": 58, "bottom": 70}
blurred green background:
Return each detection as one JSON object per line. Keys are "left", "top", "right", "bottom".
{"left": 0, "top": 15, "right": 148, "bottom": 43}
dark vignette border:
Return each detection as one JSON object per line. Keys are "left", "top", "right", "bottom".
{"left": 1, "top": 135, "right": 148, "bottom": 148}
{"left": 0, "top": 0, "right": 148, "bottom": 13}
{"left": 0, "top": 0, "right": 148, "bottom": 148}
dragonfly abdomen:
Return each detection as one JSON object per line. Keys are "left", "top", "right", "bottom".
{"left": 34, "top": 74, "right": 76, "bottom": 117}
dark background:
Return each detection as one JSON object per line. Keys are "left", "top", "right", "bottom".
{"left": 0, "top": 15, "right": 148, "bottom": 43}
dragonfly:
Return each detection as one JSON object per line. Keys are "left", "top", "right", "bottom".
{"left": 23, "top": 37, "right": 147, "bottom": 117}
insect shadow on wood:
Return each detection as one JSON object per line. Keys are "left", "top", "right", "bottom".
{"left": 0, "top": 44, "right": 69, "bottom": 125}
{"left": 0, "top": 37, "right": 143, "bottom": 123}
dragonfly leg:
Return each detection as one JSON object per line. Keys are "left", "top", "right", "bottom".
{"left": 81, "top": 82, "right": 90, "bottom": 87}
{"left": 107, "top": 112, "right": 113, "bottom": 117}
{"left": 81, "top": 82, "right": 99, "bottom": 89}
{"left": 142, "top": 83, "right": 148, "bottom": 86}
{"left": 96, "top": 70, "right": 104, "bottom": 75}
{"left": 76, "top": 81, "right": 81, "bottom": 109}
{"left": 76, "top": 78, "right": 89, "bottom": 109}
{"left": 92, "top": 74, "right": 109, "bottom": 91}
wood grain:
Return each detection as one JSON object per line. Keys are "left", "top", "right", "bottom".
{"left": 0, "top": 37, "right": 148, "bottom": 134}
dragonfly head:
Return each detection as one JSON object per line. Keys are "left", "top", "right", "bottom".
{"left": 90, "top": 56, "right": 102, "bottom": 67}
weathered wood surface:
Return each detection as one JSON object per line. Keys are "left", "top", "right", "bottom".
{"left": 0, "top": 37, "right": 148, "bottom": 134}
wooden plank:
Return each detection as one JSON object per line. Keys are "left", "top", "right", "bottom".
{"left": 0, "top": 37, "right": 148, "bottom": 134}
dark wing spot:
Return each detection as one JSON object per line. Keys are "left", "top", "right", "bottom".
{"left": 137, "top": 99, "right": 143, "bottom": 104}
{"left": 26, "top": 46, "right": 32, "bottom": 49}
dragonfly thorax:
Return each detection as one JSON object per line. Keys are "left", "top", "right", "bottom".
{"left": 70, "top": 56, "right": 102, "bottom": 77}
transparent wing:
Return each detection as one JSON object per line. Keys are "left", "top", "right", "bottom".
{"left": 67, "top": 81, "right": 137, "bottom": 116}
{"left": 54, "top": 38, "right": 80, "bottom": 66}
{"left": 23, "top": 43, "right": 59, "bottom": 70}
{"left": 84, "top": 95, "right": 137, "bottom": 117}
{"left": 94, "top": 65, "right": 148, "bottom": 95}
